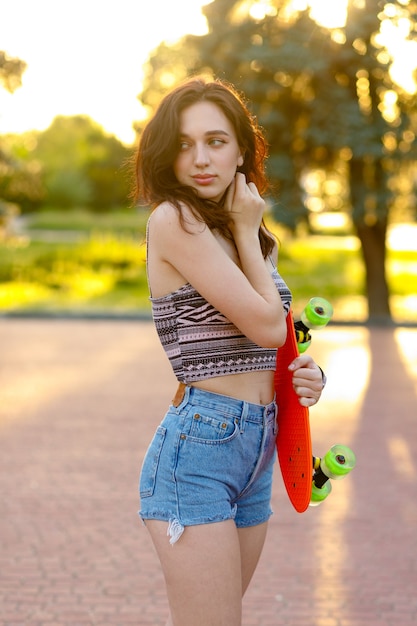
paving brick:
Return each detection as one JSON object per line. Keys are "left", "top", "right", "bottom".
{"left": 1, "top": 320, "right": 416, "bottom": 625}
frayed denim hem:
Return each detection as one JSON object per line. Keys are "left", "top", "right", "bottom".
{"left": 167, "top": 517, "right": 185, "bottom": 544}
{"left": 139, "top": 504, "right": 238, "bottom": 545}
{"left": 138, "top": 511, "right": 184, "bottom": 545}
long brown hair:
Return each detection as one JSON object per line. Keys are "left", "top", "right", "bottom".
{"left": 134, "top": 77, "right": 275, "bottom": 257}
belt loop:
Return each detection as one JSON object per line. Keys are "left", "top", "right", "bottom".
{"left": 240, "top": 402, "right": 249, "bottom": 433}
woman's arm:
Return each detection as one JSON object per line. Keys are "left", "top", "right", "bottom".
{"left": 225, "top": 174, "right": 285, "bottom": 331}
{"left": 148, "top": 184, "right": 286, "bottom": 348}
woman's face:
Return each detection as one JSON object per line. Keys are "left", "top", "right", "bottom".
{"left": 173, "top": 101, "right": 244, "bottom": 202}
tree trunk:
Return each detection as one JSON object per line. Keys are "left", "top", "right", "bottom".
{"left": 349, "top": 158, "right": 392, "bottom": 324}
{"left": 355, "top": 219, "right": 392, "bottom": 324}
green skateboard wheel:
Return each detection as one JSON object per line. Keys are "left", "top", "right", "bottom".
{"left": 310, "top": 480, "right": 332, "bottom": 506}
{"left": 321, "top": 444, "right": 356, "bottom": 480}
{"left": 301, "top": 297, "right": 333, "bottom": 330}
{"left": 298, "top": 339, "right": 311, "bottom": 353}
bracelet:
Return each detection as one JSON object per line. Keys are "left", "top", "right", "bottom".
{"left": 318, "top": 366, "right": 327, "bottom": 389}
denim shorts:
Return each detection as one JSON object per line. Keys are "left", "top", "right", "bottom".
{"left": 139, "top": 385, "right": 278, "bottom": 543}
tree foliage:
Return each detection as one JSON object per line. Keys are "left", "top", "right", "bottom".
{"left": 1, "top": 46, "right": 131, "bottom": 213}
{"left": 0, "top": 137, "right": 45, "bottom": 212}
{"left": 34, "top": 115, "right": 132, "bottom": 211}
{"left": 0, "top": 50, "right": 26, "bottom": 93}
{"left": 3, "top": 116, "right": 132, "bottom": 212}
{"left": 138, "top": 0, "right": 417, "bottom": 322}
{"left": 0, "top": 50, "right": 33, "bottom": 216}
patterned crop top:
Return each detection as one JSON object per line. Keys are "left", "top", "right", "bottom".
{"left": 150, "top": 268, "right": 292, "bottom": 383}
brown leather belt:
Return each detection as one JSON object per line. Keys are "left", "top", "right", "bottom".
{"left": 172, "top": 382, "right": 186, "bottom": 407}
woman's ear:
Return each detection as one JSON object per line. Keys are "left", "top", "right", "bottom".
{"left": 237, "top": 154, "right": 244, "bottom": 167}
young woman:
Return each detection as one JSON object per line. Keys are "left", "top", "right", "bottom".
{"left": 135, "top": 77, "right": 325, "bottom": 626}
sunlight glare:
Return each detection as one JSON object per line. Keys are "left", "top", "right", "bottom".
{"left": 0, "top": 0, "right": 209, "bottom": 144}
{"left": 309, "top": 0, "right": 348, "bottom": 29}
{"left": 2, "top": 0, "right": 417, "bottom": 143}
{"left": 249, "top": 1, "right": 277, "bottom": 20}
{"left": 395, "top": 328, "right": 417, "bottom": 380}
{"left": 388, "top": 436, "right": 415, "bottom": 480}
{"left": 284, "top": 0, "right": 348, "bottom": 28}
{"left": 376, "top": 17, "right": 417, "bottom": 94}
{"left": 309, "top": 328, "right": 370, "bottom": 440}
{"left": 308, "top": 0, "right": 417, "bottom": 93}
{"left": 388, "top": 43, "right": 417, "bottom": 94}
{"left": 388, "top": 224, "right": 417, "bottom": 252}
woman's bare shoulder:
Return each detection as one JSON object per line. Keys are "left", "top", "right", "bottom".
{"left": 150, "top": 201, "right": 205, "bottom": 235}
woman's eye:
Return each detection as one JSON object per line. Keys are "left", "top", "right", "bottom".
{"left": 178, "top": 138, "right": 226, "bottom": 150}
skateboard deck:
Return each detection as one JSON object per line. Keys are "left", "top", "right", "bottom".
{"left": 275, "top": 311, "right": 312, "bottom": 513}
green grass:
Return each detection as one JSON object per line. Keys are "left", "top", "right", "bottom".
{"left": 0, "top": 209, "right": 416, "bottom": 322}
{"left": 278, "top": 243, "right": 364, "bottom": 302}
{"left": 26, "top": 208, "right": 147, "bottom": 233}
{"left": 25, "top": 207, "right": 148, "bottom": 234}
{"left": 0, "top": 231, "right": 149, "bottom": 314}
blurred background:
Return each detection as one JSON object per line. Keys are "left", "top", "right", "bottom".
{"left": 1, "top": 0, "right": 416, "bottom": 325}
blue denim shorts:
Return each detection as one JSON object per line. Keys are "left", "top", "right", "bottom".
{"left": 139, "top": 385, "right": 278, "bottom": 543}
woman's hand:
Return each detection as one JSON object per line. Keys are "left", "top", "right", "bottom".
{"left": 225, "top": 173, "right": 265, "bottom": 237}
{"left": 288, "top": 355, "right": 325, "bottom": 407}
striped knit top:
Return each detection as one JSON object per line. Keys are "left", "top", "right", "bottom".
{"left": 150, "top": 268, "right": 292, "bottom": 383}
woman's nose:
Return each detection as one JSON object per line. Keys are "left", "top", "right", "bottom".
{"left": 194, "top": 143, "right": 210, "bottom": 166}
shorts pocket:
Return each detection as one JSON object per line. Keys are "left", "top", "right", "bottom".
{"left": 184, "top": 409, "right": 239, "bottom": 445}
{"left": 139, "top": 426, "right": 167, "bottom": 498}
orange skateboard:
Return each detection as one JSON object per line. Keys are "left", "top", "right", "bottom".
{"left": 274, "top": 298, "right": 356, "bottom": 512}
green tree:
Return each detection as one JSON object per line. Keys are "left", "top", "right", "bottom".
{"left": 138, "top": 0, "right": 417, "bottom": 323}
{"left": 0, "top": 51, "right": 42, "bottom": 214}
{"left": 33, "top": 115, "right": 131, "bottom": 211}
{"left": 0, "top": 136, "right": 45, "bottom": 212}
{"left": 0, "top": 50, "right": 26, "bottom": 93}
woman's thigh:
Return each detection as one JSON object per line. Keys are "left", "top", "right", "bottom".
{"left": 238, "top": 521, "right": 269, "bottom": 595}
{"left": 146, "top": 519, "right": 243, "bottom": 626}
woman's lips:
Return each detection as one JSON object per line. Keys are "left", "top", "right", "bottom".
{"left": 192, "top": 174, "right": 216, "bottom": 185}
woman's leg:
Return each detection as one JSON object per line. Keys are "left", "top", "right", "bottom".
{"left": 147, "top": 519, "right": 243, "bottom": 626}
{"left": 149, "top": 520, "right": 269, "bottom": 626}
{"left": 238, "top": 521, "right": 269, "bottom": 595}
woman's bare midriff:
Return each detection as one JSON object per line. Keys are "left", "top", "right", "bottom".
{"left": 192, "top": 369, "right": 276, "bottom": 406}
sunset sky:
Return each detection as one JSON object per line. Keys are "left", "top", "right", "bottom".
{"left": 0, "top": 0, "right": 209, "bottom": 144}
{"left": 1, "top": 0, "right": 416, "bottom": 145}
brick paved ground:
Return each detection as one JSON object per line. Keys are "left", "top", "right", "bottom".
{"left": 0, "top": 319, "right": 416, "bottom": 626}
